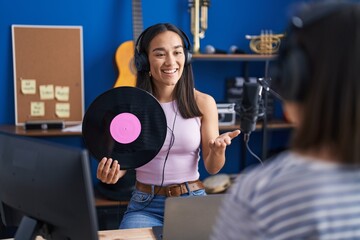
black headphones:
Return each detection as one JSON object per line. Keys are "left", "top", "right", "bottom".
{"left": 271, "top": 1, "right": 352, "bottom": 102}
{"left": 134, "top": 24, "right": 193, "bottom": 72}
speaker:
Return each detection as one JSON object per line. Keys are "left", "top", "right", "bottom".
{"left": 134, "top": 24, "right": 192, "bottom": 72}
{"left": 271, "top": 1, "right": 352, "bottom": 102}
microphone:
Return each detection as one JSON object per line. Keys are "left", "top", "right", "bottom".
{"left": 205, "top": 45, "right": 227, "bottom": 54}
{"left": 238, "top": 82, "right": 263, "bottom": 139}
{"left": 229, "top": 45, "right": 245, "bottom": 54}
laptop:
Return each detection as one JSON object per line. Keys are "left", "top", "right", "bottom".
{"left": 152, "top": 194, "right": 226, "bottom": 240}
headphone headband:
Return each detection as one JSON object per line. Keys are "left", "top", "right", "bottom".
{"left": 291, "top": 1, "right": 351, "bottom": 29}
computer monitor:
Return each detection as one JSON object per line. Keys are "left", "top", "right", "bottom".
{"left": 0, "top": 132, "right": 99, "bottom": 240}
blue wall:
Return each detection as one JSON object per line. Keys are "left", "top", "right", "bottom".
{"left": 0, "top": 0, "right": 303, "bottom": 180}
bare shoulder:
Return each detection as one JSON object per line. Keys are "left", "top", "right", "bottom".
{"left": 194, "top": 89, "right": 216, "bottom": 112}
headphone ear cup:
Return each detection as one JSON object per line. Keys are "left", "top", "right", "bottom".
{"left": 271, "top": 41, "right": 310, "bottom": 103}
{"left": 134, "top": 50, "right": 150, "bottom": 72}
{"left": 279, "top": 47, "right": 309, "bottom": 102}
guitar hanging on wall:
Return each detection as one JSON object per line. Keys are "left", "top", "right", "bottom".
{"left": 114, "top": 0, "right": 143, "bottom": 88}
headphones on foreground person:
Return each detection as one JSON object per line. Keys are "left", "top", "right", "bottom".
{"left": 134, "top": 23, "right": 193, "bottom": 72}
{"left": 270, "top": 1, "right": 354, "bottom": 103}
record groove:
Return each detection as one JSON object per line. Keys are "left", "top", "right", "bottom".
{"left": 82, "top": 87, "right": 167, "bottom": 169}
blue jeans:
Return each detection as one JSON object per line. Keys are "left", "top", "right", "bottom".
{"left": 119, "top": 184, "right": 206, "bottom": 229}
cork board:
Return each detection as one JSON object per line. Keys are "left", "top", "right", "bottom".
{"left": 12, "top": 25, "right": 84, "bottom": 126}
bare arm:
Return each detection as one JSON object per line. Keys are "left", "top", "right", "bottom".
{"left": 196, "top": 91, "right": 241, "bottom": 174}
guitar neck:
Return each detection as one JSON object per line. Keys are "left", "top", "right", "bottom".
{"left": 132, "top": 0, "right": 143, "bottom": 42}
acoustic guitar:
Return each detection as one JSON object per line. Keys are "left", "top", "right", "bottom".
{"left": 114, "top": 0, "right": 143, "bottom": 88}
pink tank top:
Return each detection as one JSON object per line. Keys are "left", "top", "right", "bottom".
{"left": 136, "top": 101, "right": 201, "bottom": 185}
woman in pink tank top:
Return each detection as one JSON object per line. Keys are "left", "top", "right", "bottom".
{"left": 97, "top": 23, "right": 240, "bottom": 229}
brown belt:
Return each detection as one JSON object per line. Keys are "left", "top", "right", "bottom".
{"left": 135, "top": 180, "right": 205, "bottom": 197}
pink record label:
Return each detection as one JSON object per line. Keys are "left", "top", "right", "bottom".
{"left": 110, "top": 113, "right": 141, "bottom": 144}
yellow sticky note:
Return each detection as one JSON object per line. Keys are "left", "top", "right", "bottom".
{"left": 55, "top": 86, "right": 70, "bottom": 101}
{"left": 21, "top": 79, "right": 36, "bottom": 94}
{"left": 30, "top": 102, "right": 45, "bottom": 116}
{"left": 39, "top": 85, "right": 54, "bottom": 100}
{"left": 55, "top": 103, "right": 70, "bottom": 118}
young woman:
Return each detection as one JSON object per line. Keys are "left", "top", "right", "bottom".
{"left": 211, "top": 2, "right": 360, "bottom": 239}
{"left": 97, "top": 23, "right": 240, "bottom": 229}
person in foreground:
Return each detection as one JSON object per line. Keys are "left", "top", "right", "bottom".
{"left": 211, "top": 2, "right": 360, "bottom": 240}
{"left": 97, "top": 23, "right": 240, "bottom": 229}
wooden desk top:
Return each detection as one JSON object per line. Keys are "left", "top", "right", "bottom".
{"left": 1, "top": 228, "right": 156, "bottom": 240}
{"left": 99, "top": 228, "right": 155, "bottom": 240}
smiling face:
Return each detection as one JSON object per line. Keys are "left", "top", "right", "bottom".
{"left": 147, "top": 30, "right": 186, "bottom": 88}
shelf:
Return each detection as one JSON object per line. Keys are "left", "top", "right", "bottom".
{"left": 219, "top": 120, "right": 293, "bottom": 132}
{"left": 192, "top": 53, "right": 277, "bottom": 62}
{"left": 0, "top": 125, "right": 81, "bottom": 137}
{"left": 95, "top": 193, "right": 128, "bottom": 207}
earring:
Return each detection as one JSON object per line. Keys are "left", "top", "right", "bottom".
{"left": 149, "top": 71, "right": 152, "bottom": 77}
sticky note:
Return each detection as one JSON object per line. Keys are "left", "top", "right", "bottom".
{"left": 21, "top": 79, "right": 36, "bottom": 94}
{"left": 30, "top": 102, "right": 45, "bottom": 116}
{"left": 55, "top": 86, "right": 70, "bottom": 101}
{"left": 39, "top": 85, "right": 54, "bottom": 100}
{"left": 55, "top": 103, "right": 70, "bottom": 118}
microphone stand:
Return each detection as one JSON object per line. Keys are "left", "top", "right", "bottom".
{"left": 257, "top": 77, "right": 284, "bottom": 102}
{"left": 257, "top": 76, "right": 284, "bottom": 161}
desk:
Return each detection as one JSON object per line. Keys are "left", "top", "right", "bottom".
{"left": 3, "top": 228, "right": 155, "bottom": 240}
{"left": 99, "top": 228, "right": 155, "bottom": 240}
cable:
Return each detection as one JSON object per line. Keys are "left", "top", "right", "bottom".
{"left": 244, "top": 133, "right": 264, "bottom": 166}
{"left": 125, "top": 111, "right": 178, "bottom": 213}
{"left": 154, "top": 113, "right": 177, "bottom": 197}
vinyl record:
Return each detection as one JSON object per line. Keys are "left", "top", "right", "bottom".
{"left": 82, "top": 87, "right": 167, "bottom": 170}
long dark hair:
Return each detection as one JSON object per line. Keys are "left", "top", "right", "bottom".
{"left": 135, "top": 23, "right": 202, "bottom": 119}
{"left": 290, "top": 4, "right": 360, "bottom": 165}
